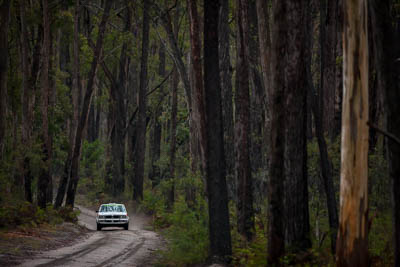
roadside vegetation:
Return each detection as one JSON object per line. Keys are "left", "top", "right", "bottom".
{"left": 0, "top": 0, "right": 399, "bottom": 266}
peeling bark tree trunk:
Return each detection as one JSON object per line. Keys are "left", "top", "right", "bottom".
{"left": 0, "top": 0, "right": 10, "bottom": 159}
{"left": 38, "top": 0, "right": 52, "bottom": 209}
{"left": 219, "top": 0, "right": 234, "bottom": 193}
{"left": 55, "top": 0, "right": 80, "bottom": 209}
{"left": 204, "top": 0, "right": 232, "bottom": 262}
{"left": 133, "top": 0, "right": 150, "bottom": 201}
{"left": 235, "top": 0, "right": 254, "bottom": 242}
{"left": 65, "top": 0, "right": 111, "bottom": 207}
{"left": 369, "top": 1, "right": 400, "bottom": 265}
{"left": 284, "top": 0, "right": 311, "bottom": 252}
{"left": 336, "top": 0, "right": 369, "bottom": 265}
{"left": 267, "top": 0, "right": 286, "bottom": 263}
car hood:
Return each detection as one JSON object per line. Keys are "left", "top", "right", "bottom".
{"left": 98, "top": 212, "right": 128, "bottom": 216}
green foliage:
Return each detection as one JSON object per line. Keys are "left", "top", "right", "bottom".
{"left": 141, "top": 173, "right": 209, "bottom": 266}
{"left": 231, "top": 215, "right": 268, "bottom": 267}
{"left": 78, "top": 140, "right": 106, "bottom": 202}
{"left": 0, "top": 202, "right": 78, "bottom": 229}
{"left": 161, "top": 196, "right": 209, "bottom": 265}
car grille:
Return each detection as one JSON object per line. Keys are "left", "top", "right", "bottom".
{"left": 105, "top": 215, "right": 121, "bottom": 219}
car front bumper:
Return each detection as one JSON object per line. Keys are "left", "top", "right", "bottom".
{"left": 97, "top": 217, "right": 129, "bottom": 225}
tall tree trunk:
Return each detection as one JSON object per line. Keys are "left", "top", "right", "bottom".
{"left": 322, "top": 0, "right": 339, "bottom": 138}
{"left": 204, "top": 0, "right": 232, "bottom": 262}
{"left": 187, "top": 0, "right": 206, "bottom": 172}
{"left": 87, "top": 103, "right": 96, "bottom": 142}
{"left": 256, "top": 0, "right": 272, "bottom": 194}
{"left": 133, "top": 0, "right": 150, "bottom": 201}
{"left": 149, "top": 44, "right": 165, "bottom": 188}
{"left": 38, "top": 0, "right": 52, "bottom": 209}
{"left": 369, "top": 1, "right": 400, "bottom": 266}
{"left": 110, "top": 6, "right": 131, "bottom": 197}
{"left": 306, "top": 1, "right": 338, "bottom": 254}
{"left": 168, "top": 69, "right": 178, "bottom": 207}
{"left": 256, "top": 1, "right": 272, "bottom": 202}
{"left": 219, "top": 0, "right": 234, "bottom": 194}
{"left": 235, "top": 0, "right": 254, "bottom": 242}
{"left": 65, "top": 0, "right": 112, "bottom": 207}
{"left": 157, "top": 3, "right": 199, "bottom": 173}
{"left": 256, "top": 0, "right": 271, "bottom": 107}
{"left": 55, "top": 0, "right": 80, "bottom": 209}
{"left": 333, "top": 0, "right": 343, "bottom": 139}
{"left": 284, "top": 0, "right": 311, "bottom": 252}
{"left": 0, "top": 0, "right": 10, "bottom": 159}
{"left": 336, "top": 0, "right": 369, "bottom": 265}
{"left": 267, "top": 0, "right": 286, "bottom": 263}
{"left": 248, "top": 0, "right": 264, "bottom": 175}
{"left": 20, "top": 4, "right": 42, "bottom": 202}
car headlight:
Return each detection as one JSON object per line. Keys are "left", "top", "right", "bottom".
{"left": 121, "top": 215, "right": 127, "bottom": 219}
{"left": 99, "top": 215, "right": 105, "bottom": 219}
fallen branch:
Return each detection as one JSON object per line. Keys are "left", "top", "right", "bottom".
{"left": 367, "top": 121, "right": 400, "bottom": 145}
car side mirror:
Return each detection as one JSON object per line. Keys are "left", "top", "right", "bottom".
{"left": 95, "top": 210, "right": 98, "bottom": 213}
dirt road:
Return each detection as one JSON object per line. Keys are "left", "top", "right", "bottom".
{"left": 17, "top": 205, "right": 163, "bottom": 267}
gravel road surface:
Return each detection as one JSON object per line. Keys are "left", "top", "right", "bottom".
{"left": 17, "top": 205, "right": 163, "bottom": 267}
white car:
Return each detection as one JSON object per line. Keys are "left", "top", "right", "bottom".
{"left": 96, "top": 203, "right": 129, "bottom": 231}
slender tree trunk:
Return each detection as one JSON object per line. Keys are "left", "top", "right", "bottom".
{"left": 157, "top": 4, "right": 199, "bottom": 173}
{"left": 65, "top": 0, "right": 112, "bottom": 207}
{"left": 322, "top": 0, "right": 339, "bottom": 138}
{"left": 336, "top": 0, "right": 369, "bottom": 265}
{"left": 219, "top": 0, "right": 234, "bottom": 193}
{"left": 20, "top": 5, "right": 42, "bottom": 202}
{"left": 110, "top": 6, "right": 131, "bottom": 197}
{"left": 149, "top": 44, "right": 165, "bottom": 188}
{"left": 334, "top": 0, "right": 343, "bottom": 139}
{"left": 168, "top": 69, "right": 178, "bottom": 207}
{"left": 306, "top": 3, "right": 339, "bottom": 253}
{"left": 369, "top": 1, "right": 400, "bottom": 266}
{"left": 158, "top": 6, "right": 192, "bottom": 113}
{"left": 235, "top": 0, "right": 254, "bottom": 242}
{"left": 256, "top": 0, "right": 271, "bottom": 105}
{"left": 55, "top": 0, "right": 80, "bottom": 208}
{"left": 204, "top": 0, "right": 232, "bottom": 262}
{"left": 187, "top": 0, "right": 206, "bottom": 172}
{"left": 37, "top": 0, "right": 52, "bottom": 209}
{"left": 256, "top": 0, "right": 272, "bottom": 176}
{"left": 0, "top": 0, "right": 10, "bottom": 159}
{"left": 284, "top": 0, "right": 311, "bottom": 252}
{"left": 267, "top": 0, "right": 286, "bottom": 263}
{"left": 87, "top": 103, "right": 96, "bottom": 142}
{"left": 133, "top": 0, "right": 150, "bottom": 201}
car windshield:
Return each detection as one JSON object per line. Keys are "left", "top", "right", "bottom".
{"left": 100, "top": 205, "right": 126, "bottom": 212}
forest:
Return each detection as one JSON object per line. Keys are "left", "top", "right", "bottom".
{"left": 0, "top": 0, "right": 399, "bottom": 266}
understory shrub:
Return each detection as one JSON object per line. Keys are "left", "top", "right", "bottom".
{"left": 0, "top": 202, "right": 78, "bottom": 228}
